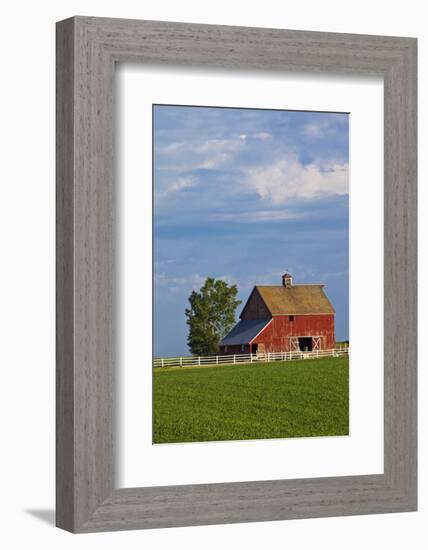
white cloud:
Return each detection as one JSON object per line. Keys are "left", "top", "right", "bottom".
{"left": 198, "top": 154, "right": 230, "bottom": 169}
{"left": 302, "top": 122, "right": 329, "bottom": 138}
{"left": 160, "top": 141, "right": 186, "bottom": 153}
{"left": 158, "top": 133, "right": 274, "bottom": 176}
{"left": 159, "top": 138, "right": 244, "bottom": 172}
{"left": 239, "top": 132, "right": 272, "bottom": 141}
{"left": 195, "top": 138, "right": 243, "bottom": 153}
{"left": 155, "top": 272, "right": 238, "bottom": 295}
{"left": 302, "top": 118, "right": 346, "bottom": 139}
{"left": 156, "top": 176, "right": 196, "bottom": 199}
{"left": 245, "top": 157, "right": 348, "bottom": 204}
{"left": 244, "top": 209, "right": 299, "bottom": 222}
{"left": 155, "top": 272, "right": 207, "bottom": 295}
{"left": 213, "top": 209, "right": 300, "bottom": 223}
{"left": 253, "top": 132, "right": 272, "bottom": 140}
{"left": 194, "top": 134, "right": 271, "bottom": 168}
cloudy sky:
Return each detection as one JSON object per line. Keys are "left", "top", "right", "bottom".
{"left": 153, "top": 105, "right": 349, "bottom": 357}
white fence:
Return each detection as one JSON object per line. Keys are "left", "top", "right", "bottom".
{"left": 153, "top": 346, "right": 349, "bottom": 369}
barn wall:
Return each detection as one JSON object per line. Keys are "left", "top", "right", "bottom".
{"left": 219, "top": 344, "right": 250, "bottom": 356}
{"left": 253, "top": 314, "right": 335, "bottom": 352}
{"left": 240, "top": 288, "right": 271, "bottom": 320}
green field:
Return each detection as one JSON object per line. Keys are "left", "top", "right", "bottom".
{"left": 153, "top": 356, "right": 349, "bottom": 443}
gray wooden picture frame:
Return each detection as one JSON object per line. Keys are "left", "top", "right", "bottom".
{"left": 56, "top": 16, "right": 417, "bottom": 533}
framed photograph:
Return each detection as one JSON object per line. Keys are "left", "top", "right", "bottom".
{"left": 56, "top": 16, "right": 417, "bottom": 532}
{"left": 149, "top": 103, "right": 350, "bottom": 447}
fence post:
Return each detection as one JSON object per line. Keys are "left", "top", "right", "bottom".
{"left": 161, "top": 358, "right": 164, "bottom": 368}
{"left": 180, "top": 357, "right": 182, "bottom": 367}
{"left": 268, "top": 352, "right": 270, "bottom": 362}
{"left": 198, "top": 356, "right": 200, "bottom": 366}
{"left": 216, "top": 355, "right": 218, "bottom": 365}
{"left": 250, "top": 353, "right": 253, "bottom": 363}
{"left": 233, "top": 354, "right": 236, "bottom": 364}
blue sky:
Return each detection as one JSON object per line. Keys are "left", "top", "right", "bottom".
{"left": 153, "top": 105, "right": 349, "bottom": 357}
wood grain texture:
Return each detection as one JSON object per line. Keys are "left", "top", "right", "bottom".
{"left": 56, "top": 18, "right": 75, "bottom": 532}
{"left": 56, "top": 16, "right": 417, "bottom": 533}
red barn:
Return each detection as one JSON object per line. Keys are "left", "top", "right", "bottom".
{"left": 219, "top": 273, "right": 335, "bottom": 355}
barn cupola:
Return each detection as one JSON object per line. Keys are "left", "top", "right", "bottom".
{"left": 282, "top": 272, "right": 292, "bottom": 288}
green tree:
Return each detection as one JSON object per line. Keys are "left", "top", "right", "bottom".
{"left": 185, "top": 277, "right": 241, "bottom": 356}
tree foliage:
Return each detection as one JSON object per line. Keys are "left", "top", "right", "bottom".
{"left": 185, "top": 277, "right": 241, "bottom": 356}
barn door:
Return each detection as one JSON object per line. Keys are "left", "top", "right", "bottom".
{"left": 289, "top": 337, "right": 300, "bottom": 351}
{"left": 312, "top": 336, "right": 321, "bottom": 351}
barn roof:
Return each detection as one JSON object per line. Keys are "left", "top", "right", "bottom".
{"left": 219, "top": 319, "right": 271, "bottom": 346}
{"left": 250, "top": 284, "right": 335, "bottom": 315}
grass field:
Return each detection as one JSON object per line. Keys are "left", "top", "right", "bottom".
{"left": 153, "top": 356, "right": 349, "bottom": 443}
